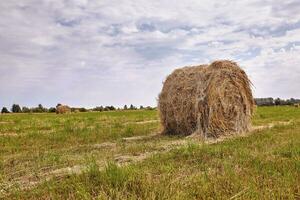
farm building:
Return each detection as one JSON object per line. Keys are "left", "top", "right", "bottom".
{"left": 254, "top": 98, "right": 274, "bottom": 106}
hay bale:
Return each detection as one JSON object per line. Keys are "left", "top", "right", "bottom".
{"left": 158, "top": 60, "right": 255, "bottom": 138}
{"left": 56, "top": 105, "right": 71, "bottom": 114}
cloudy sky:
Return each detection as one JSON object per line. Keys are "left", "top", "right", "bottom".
{"left": 0, "top": 0, "right": 300, "bottom": 108}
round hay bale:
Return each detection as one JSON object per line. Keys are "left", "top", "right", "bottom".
{"left": 158, "top": 60, "right": 255, "bottom": 138}
{"left": 56, "top": 105, "right": 71, "bottom": 114}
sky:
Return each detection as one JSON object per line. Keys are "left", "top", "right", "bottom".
{"left": 0, "top": 0, "right": 300, "bottom": 108}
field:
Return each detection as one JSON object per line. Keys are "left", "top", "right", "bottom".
{"left": 0, "top": 106, "right": 300, "bottom": 199}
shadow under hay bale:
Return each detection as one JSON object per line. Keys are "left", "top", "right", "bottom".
{"left": 158, "top": 60, "right": 255, "bottom": 138}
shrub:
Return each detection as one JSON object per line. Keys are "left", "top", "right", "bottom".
{"left": 79, "top": 107, "right": 87, "bottom": 112}
{"left": 1, "top": 107, "right": 9, "bottom": 114}
{"left": 93, "top": 106, "right": 104, "bottom": 112}
{"left": 11, "top": 104, "right": 22, "bottom": 113}
{"left": 48, "top": 107, "right": 56, "bottom": 113}
{"left": 22, "top": 106, "right": 31, "bottom": 113}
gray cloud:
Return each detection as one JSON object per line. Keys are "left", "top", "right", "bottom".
{"left": 0, "top": 0, "right": 300, "bottom": 108}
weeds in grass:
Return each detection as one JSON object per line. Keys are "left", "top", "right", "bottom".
{"left": 1, "top": 107, "right": 300, "bottom": 199}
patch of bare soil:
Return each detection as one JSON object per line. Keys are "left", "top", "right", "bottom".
{"left": 0, "top": 132, "right": 18, "bottom": 137}
{"left": 114, "top": 152, "right": 156, "bottom": 165}
{"left": 122, "top": 133, "right": 158, "bottom": 141}
{"left": 124, "top": 120, "right": 159, "bottom": 125}
{"left": 204, "top": 120, "right": 293, "bottom": 144}
{"left": 91, "top": 142, "right": 117, "bottom": 149}
{"left": 251, "top": 120, "right": 292, "bottom": 131}
{"left": 0, "top": 121, "right": 14, "bottom": 124}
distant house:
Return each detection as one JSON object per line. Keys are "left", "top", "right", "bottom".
{"left": 254, "top": 98, "right": 274, "bottom": 106}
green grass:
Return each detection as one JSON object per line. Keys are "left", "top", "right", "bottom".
{"left": 0, "top": 110, "right": 159, "bottom": 186}
{"left": 1, "top": 107, "right": 300, "bottom": 199}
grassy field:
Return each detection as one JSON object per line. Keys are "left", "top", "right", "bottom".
{"left": 0, "top": 106, "right": 299, "bottom": 199}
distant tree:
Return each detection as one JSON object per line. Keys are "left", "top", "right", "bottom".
{"left": 287, "top": 98, "right": 298, "bottom": 105}
{"left": 129, "top": 104, "right": 137, "bottom": 110}
{"left": 139, "top": 105, "right": 144, "bottom": 109}
{"left": 1, "top": 107, "right": 9, "bottom": 114}
{"left": 29, "top": 104, "right": 45, "bottom": 113}
{"left": 56, "top": 103, "right": 62, "bottom": 108}
{"left": 145, "top": 106, "right": 155, "bottom": 110}
{"left": 124, "top": 105, "right": 128, "bottom": 110}
{"left": 38, "top": 104, "right": 43, "bottom": 110}
{"left": 37, "top": 104, "right": 47, "bottom": 112}
{"left": 31, "top": 107, "right": 39, "bottom": 113}
{"left": 290, "top": 98, "right": 296, "bottom": 104}
{"left": 93, "top": 106, "right": 104, "bottom": 112}
{"left": 274, "top": 98, "right": 281, "bottom": 106}
{"left": 254, "top": 98, "right": 274, "bottom": 106}
{"left": 284, "top": 100, "right": 289, "bottom": 105}
{"left": 22, "top": 106, "right": 31, "bottom": 113}
{"left": 79, "top": 107, "right": 87, "bottom": 112}
{"left": 104, "top": 106, "right": 110, "bottom": 111}
{"left": 108, "top": 106, "right": 115, "bottom": 110}
{"left": 48, "top": 107, "right": 56, "bottom": 113}
{"left": 11, "top": 104, "right": 22, "bottom": 113}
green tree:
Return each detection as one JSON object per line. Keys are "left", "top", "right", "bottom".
{"left": 38, "top": 104, "right": 48, "bottom": 112}
{"left": 124, "top": 105, "right": 128, "bottom": 110}
{"left": 79, "top": 107, "right": 87, "bottom": 112}
{"left": 108, "top": 106, "right": 115, "bottom": 110}
{"left": 274, "top": 98, "right": 281, "bottom": 106}
{"left": 145, "top": 106, "right": 155, "bottom": 110}
{"left": 1, "top": 107, "right": 9, "bottom": 113}
{"left": 11, "top": 104, "right": 22, "bottom": 113}
{"left": 22, "top": 106, "right": 31, "bottom": 113}
{"left": 48, "top": 107, "right": 56, "bottom": 113}
{"left": 129, "top": 104, "right": 136, "bottom": 110}
{"left": 93, "top": 106, "right": 104, "bottom": 112}
{"left": 104, "top": 106, "right": 109, "bottom": 111}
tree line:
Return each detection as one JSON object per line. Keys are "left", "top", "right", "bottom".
{"left": 1, "top": 104, "right": 155, "bottom": 114}
{"left": 254, "top": 98, "right": 300, "bottom": 106}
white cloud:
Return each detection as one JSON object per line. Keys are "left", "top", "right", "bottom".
{"left": 0, "top": 0, "right": 300, "bottom": 108}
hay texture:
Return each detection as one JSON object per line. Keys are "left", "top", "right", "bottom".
{"left": 158, "top": 60, "right": 254, "bottom": 138}
{"left": 56, "top": 105, "right": 71, "bottom": 114}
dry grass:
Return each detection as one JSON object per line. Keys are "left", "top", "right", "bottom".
{"left": 1, "top": 107, "right": 300, "bottom": 199}
{"left": 56, "top": 105, "right": 71, "bottom": 114}
{"left": 158, "top": 60, "right": 254, "bottom": 138}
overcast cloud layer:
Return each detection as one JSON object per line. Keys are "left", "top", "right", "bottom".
{"left": 0, "top": 0, "right": 300, "bottom": 108}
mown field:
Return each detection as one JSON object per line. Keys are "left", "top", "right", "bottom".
{"left": 0, "top": 106, "right": 299, "bottom": 199}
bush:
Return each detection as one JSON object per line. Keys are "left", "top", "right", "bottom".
{"left": 105, "top": 106, "right": 115, "bottom": 111}
{"left": 129, "top": 104, "right": 137, "bottom": 110}
{"left": 145, "top": 106, "right": 156, "bottom": 110}
{"left": 38, "top": 104, "right": 48, "bottom": 112}
{"left": 11, "top": 104, "right": 22, "bottom": 113}
{"left": 1, "top": 107, "right": 9, "bottom": 114}
{"left": 93, "top": 106, "right": 104, "bottom": 112}
{"left": 48, "top": 107, "right": 56, "bottom": 113}
{"left": 22, "top": 106, "right": 31, "bottom": 113}
{"left": 79, "top": 107, "right": 87, "bottom": 112}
